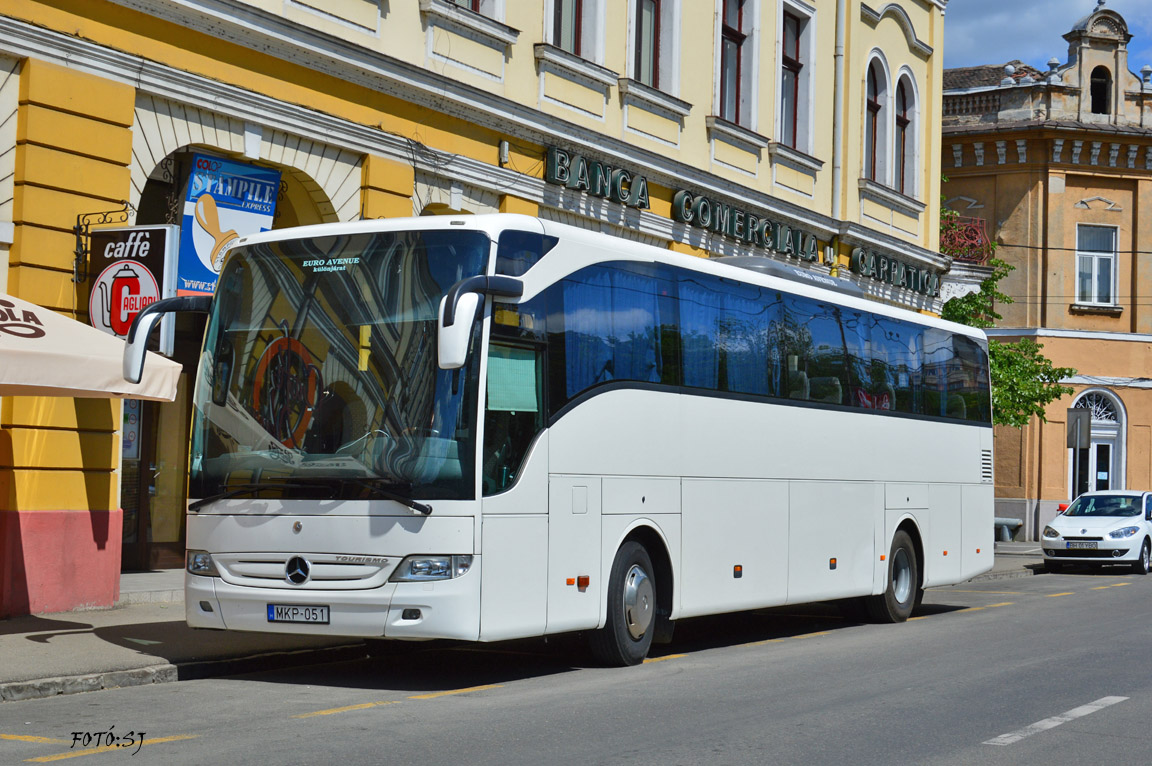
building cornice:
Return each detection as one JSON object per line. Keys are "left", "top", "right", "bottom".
{"left": 987, "top": 327, "right": 1152, "bottom": 343}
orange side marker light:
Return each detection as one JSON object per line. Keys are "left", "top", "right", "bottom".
{"left": 576, "top": 575, "right": 590, "bottom": 591}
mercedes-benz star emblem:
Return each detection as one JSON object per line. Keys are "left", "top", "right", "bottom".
{"left": 285, "top": 556, "right": 311, "bottom": 585}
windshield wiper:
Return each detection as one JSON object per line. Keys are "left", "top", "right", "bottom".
{"left": 342, "top": 478, "right": 433, "bottom": 515}
{"left": 189, "top": 481, "right": 332, "bottom": 512}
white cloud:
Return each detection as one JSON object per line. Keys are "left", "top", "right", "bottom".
{"left": 944, "top": 0, "right": 1152, "bottom": 74}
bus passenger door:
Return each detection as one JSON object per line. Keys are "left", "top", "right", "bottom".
{"left": 547, "top": 476, "right": 602, "bottom": 633}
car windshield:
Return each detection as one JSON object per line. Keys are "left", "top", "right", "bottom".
{"left": 1063, "top": 495, "right": 1142, "bottom": 517}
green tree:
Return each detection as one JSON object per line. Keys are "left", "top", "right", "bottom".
{"left": 939, "top": 207, "right": 1075, "bottom": 428}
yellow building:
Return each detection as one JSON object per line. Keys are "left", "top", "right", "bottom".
{"left": 0, "top": 0, "right": 952, "bottom": 616}
{"left": 942, "top": 3, "right": 1152, "bottom": 540}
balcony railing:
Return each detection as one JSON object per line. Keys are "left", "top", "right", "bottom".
{"left": 940, "top": 215, "right": 993, "bottom": 264}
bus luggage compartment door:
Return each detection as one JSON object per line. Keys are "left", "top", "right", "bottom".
{"left": 546, "top": 476, "right": 602, "bottom": 633}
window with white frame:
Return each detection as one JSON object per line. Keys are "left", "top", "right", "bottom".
{"left": 1076, "top": 225, "right": 1118, "bottom": 305}
{"left": 554, "top": 0, "right": 583, "bottom": 55}
{"left": 451, "top": 0, "right": 499, "bottom": 17}
{"left": 864, "top": 58, "right": 889, "bottom": 183}
{"left": 719, "top": 0, "right": 751, "bottom": 124}
{"left": 777, "top": 2, "right": 813, "bottom": 153}
{"left": 894, "top": 75, "right": 917, "bottom": 196}
{"left": 632, "top": 0, "right": 678, "bottom": 92}
{"left": 552, "top": 0, "right": 605, "bottom": 60}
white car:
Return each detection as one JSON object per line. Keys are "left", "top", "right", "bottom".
{"left": 1042, "top": 491, "right": 1152, "bottom": 574}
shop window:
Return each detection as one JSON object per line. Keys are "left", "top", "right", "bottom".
{"left": 864, "top": 58, "right": 889, "bottom": 184}
{"left": 1076, "top": 224, "right": 1117, "bottom": 305}
{"left": 719, "top": 0, "right": 750, "bottom": 125}
{"left": 1090, "top": 66, "right": 1111, "bottom": 115}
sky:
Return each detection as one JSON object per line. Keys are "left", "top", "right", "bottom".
{"left": 943, "top": 0, "right": 1152, "bottom": 74}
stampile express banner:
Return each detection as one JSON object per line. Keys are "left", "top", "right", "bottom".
{"left": 178, "top": 154, "right": 281, "bottom": 296}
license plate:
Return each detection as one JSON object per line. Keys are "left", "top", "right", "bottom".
{"left": 267, "top": 604, "right": 330, "bottom": 624}
{"left": 1067, "top": 541, "right": 1098, "bottom": 550}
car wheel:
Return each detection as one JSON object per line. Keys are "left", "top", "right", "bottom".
{"left": 865, "top": 530, "right": 918, "bottom": 623}
{"left": 589, "top": 541, "right": 656, "bottom": 666}
{"left": 1132, "top": 539, "right": 1151, "bottom": 575}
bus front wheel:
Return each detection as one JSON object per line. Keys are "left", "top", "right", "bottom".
{"left": 589, "top": 541, "right": 656, "bottom": 666}
{"left": 866, "top": 530, "right": 919, "bottom": 623}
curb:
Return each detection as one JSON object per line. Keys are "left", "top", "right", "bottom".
{"left": 0, "top": 643, "right": 367, "bottom": 703}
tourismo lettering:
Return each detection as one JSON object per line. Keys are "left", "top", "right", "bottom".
{"left": 0, "top": 299, "right": 46, "bottom": 338}
{"left": 850, "top": 247, "right": 940, "bottom": 296}
{"left": 671, "top": 190, "right": 819, "bottom": 263}
{"left": 545, "top": 147, "right": 650, "bottom": 209}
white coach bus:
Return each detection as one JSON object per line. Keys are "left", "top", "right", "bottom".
{"left": 126, "top": 213, "right": 993, "bottom": 666}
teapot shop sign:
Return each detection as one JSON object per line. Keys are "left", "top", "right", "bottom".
{"left": 88, "top": 225, "right": 179, "bottom": 355}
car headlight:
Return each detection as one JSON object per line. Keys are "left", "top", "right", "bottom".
{"left": 390, "top": 555, "right": 473, "bottom": 582}
{"left": 1042, "top": 526, "right": 1061, "bottom": 539}
{"left": 186, "top": 550, "right": 220, "bottom": 577}
{"left": 1109, "top": 526, "right": 1141, "bottom": 539}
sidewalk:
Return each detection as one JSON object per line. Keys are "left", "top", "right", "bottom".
{"left": 0, "top": 544, "right": 1043, "bottom": 703}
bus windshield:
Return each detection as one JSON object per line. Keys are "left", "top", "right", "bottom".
{"left": 189, "top": 229, "right": 490, "bottom": 502}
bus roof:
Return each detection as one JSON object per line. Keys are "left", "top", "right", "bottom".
{"left": 229, "top": 213, "right": 985, "bottom": 342}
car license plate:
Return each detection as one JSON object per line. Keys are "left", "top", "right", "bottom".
{"left": 267, "top": 604, "right": 330, "bottom": 624}
{"left": 1067, "top": 541, "right": 1098, "bottom": 550}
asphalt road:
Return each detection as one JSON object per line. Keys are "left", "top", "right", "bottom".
{"left": 3, "top": 566, "right": 1151, "bottom": 765}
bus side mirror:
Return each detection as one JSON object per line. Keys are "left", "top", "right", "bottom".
{"left": 124, "top": 296, "right": 213, "bottom": 383}
{"left": 436, "top": 276, "right": 525, "bottom": 370}
{"left": 438, "top": 292, "right": 481, "bottom": 370}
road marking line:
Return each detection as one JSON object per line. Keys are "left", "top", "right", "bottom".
{"left": 747, "top": 639, "right": 786, "bottom": 645}
{"left": 643, "top": 654, "right": 686, "bottom": 664}
{"left": 987, "top": 602, "right": 1014, "bottom": 608}
{"left": 957, "top": 607, "right": 986, "bottom": 613}
{"left": 26, "top": 735, "right": 198, "bottom": 762}
{"left": 790, "top": 631, "right": 829, "bottom": 640}
{"left": 1, "top": 736, "right": 70, "bottom": 745}
{"left": 293, "top": 701, "right": 400, "bottom": 718}
{"left": 409, "top": 684, "right": 501, "bottom": 700}
{"left": 947, "top": 590, "right": 1024, "bottom": 595}
{"left": 1046, "top": 592, "right": 1075, "bottom": 598}
{"left": 983, "top": 696, "right": 1128, "bottom": 746}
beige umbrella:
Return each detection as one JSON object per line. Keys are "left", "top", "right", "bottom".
{"left": 0, "top": 292, "right": 181, "bottom": 402}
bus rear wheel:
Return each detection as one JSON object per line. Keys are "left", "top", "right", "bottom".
{"left": 866, "top": 530, "right": 919, "bottom": 623}
{"left": 589, "top": 541, "right": 656, "bottom": 666}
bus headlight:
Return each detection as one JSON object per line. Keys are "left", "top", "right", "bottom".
{"left": 390, "top": 555, "right": 473, "bottom": 582}
{"left": 187, "top": 550, "right": 220, "bottom": 577}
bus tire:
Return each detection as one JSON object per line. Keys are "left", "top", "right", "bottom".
{"left": 589, "top": 541, "right": 656, "bottom": 666}
{"left": 866, "top": 530, "right": 918, "bottom": 623}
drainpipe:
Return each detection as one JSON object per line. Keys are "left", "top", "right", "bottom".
{"left": 832, "top": 0, "right": 847, "bottom": 222}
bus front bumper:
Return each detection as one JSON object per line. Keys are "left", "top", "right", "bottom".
{"left": 186, "top": 563, "right": 482, "bottom": 641}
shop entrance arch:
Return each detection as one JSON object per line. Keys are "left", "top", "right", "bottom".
{"left": 120, "top": 106, "right": 362, "bottom": 568}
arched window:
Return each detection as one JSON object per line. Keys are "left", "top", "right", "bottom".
{"left": 1071, "top": 390, "right": 1125, "bottom": 497}
{"left": 1090, "top": 66, "right": 1111, "bottom": 115}
{"left": 895, "top": 80, "right": 912, "bottom": 195}
{"left": 864, "top": 60, "right": 888, "bottom": 184}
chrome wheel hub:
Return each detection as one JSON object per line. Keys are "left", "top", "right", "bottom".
{"left": 892, "top": 548, "right": 913, "bottom": 604}
{"left": 622, "top": 564, "right": 654, "bottom": 640}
